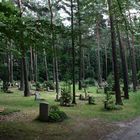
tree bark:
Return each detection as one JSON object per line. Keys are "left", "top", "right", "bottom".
{"left": 30, "top": 47, "right": 34, "bottom": 82}
{"left": 44, "top": 49, "right": 49, "bottom": 81}
{"left": 96, "top": 21, "right": 102, "bottom": 85}
{"left": 19, "top": 59, "right": 24, "bottom": 91}
{"left": 34, "top": 49, "right": 38, "bottom": 83}
{"left": 17, "top": 0, "right": 30, "bottom": 96}
{"left": 48, "top": 0, "right": 60, "bottom": 100}
{"left": 116, "top": 0, "right": 137, "bottom": 91}
{"left": 71, "top": 0, "right": 76, "bottom": 104}
{"left": 9, "top": 52, "right": 13, "bottom": 84}
{"left": 116, "top": 24, "right": 129, "bottom": 99}
{"left": 22, "top": 49, "right": 30, "bottom": 96}
{"left": 104, "top": 44, "right": 108, "bottom": 80}
{"left": 107, "top": 0, "right": 122, "bottom": 105}
{"left": 131, "top": 33, "right": 137, "bottom": 91}
{"left": 77, "top": 0, "right": 83, "bottom": 90}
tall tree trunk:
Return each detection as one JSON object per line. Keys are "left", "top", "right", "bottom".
{"left": 71, "top": 0, "right": 76, "bottom": 104}
{"left": 9, "top": 51, "right": 13, "bottom": 84}
{"left": 19, "top": 59, "right": 24, "bottom": 91}
{"left": 131, "top": 33, "right": 137, "bottom": 91}
{"left": 104, "top": 44, "right": 108, "bottom": 80}
{"left": 18, "top": 0, "right": 30, "bottom": 96}
{"left": 116, "top": 24, "right": 129, "bottom": 99}
{"left": 44, "top": 49, "right": 49, "bottom": 81}
{"left": 82, "top": 48, "right": 85, "bottom": 81}
{"left": 30, "top": 47, "right": 34, "bottom": 82}
{"left": 77, "top": 0, "right": 82, "bottom": 90}
{"left": 22, "top": 49, "right": 30, "bottom": 96}
{"left": 108, "top": 0, "right": 122, "bottom": 105}
{"left": 96, "top": 22, "right": 102, "bottom": 85}
{"left": 54, "top": 48, "right": 59, "bottom": 100}
{"left": 7, "top": 40, "right": 13, "bottom": 84}
{"left": 34, "top": 49, "right": 38, "bottom": 83}
{"left": 48, "top": 0, "right": 60, "bottom": 100}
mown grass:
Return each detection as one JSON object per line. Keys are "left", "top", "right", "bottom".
{"left": 0, "top": 87, "right": 140, "bottom": 140}
{"left": 0, "top": 87, "right": 140, "bottom": 121}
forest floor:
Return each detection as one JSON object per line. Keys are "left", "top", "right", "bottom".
{"left": 0, "top": 87, "right": 140, "bottom": 140}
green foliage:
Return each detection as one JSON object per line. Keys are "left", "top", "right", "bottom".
{"left": 104, "top": 92, "right": 122, "bottom": 110}
{"left": 2, "top": 81, "right": 9, "bottom": 92}
{"left": 104, "top": 92, "right": 114, "bottom": 110}
{"left": 60, "top": 89, "right": 72, "bottom": 106}
{"left": 84, "top": 78, "right": 95, "bottom": 86}
{"left": 48, "top": 105, "right": 67, "bottom": 122}
{"left": 43, "top": 81, "right": 55, "bottom": 90}
{"left": 35, "top": 82, "right": 41, "bottom": 91}
{"left": 107, "top": 73, "right": 114, "bottom": 91}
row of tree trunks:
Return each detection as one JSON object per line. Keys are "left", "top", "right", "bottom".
{"left": 116, "top": 0, "right": 137, "bottom": 92}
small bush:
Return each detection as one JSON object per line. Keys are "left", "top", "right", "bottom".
{"left": 60, "top": 89, "right": 72, "bottom": 106}
{"left": 107, "top": 74, "right": 115, "bottom": 91}
{"left": 104, "top": 92, "right": 115, "bottom": 110}
{"left": 84, "top": 78, "right": 95, "bottom": 86}
{"left": 43, "top": 81, "right": 55, "bottom": 90}
{"left": 48, "top": 106, "right": 67, "bottom": 122}
{"left": 36, "top": 82, "right": 41, "bottom": 91}
{"left": 2, "top": 81, "right": 9, "bottom": 92}
{"left": 104, "top": 92, "right": 122, "bottom": 110}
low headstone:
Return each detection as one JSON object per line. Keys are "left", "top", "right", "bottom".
{"left": 88, "top": 96, "right": 95, "bottom": 105}
{"left": 35, "top": 92, "right": 40, "bottom": 100}
{"left": 39, "top": 103, "right": 49, "bottom": 122}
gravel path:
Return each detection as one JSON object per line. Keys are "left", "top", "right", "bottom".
{"left": 104, "top": 117, "right": 140, "bottom": 140}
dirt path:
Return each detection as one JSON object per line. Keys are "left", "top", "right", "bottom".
{"left": 104, "top": 117, "right": 140, "bottom": 140}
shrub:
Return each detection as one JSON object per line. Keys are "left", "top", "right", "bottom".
{"left": 43, "top": 81, "right": 55, "bottom": 90}
{"left": 104, "top": 92, "right": 122, "bottom": 110}
{"left": 60, "top": 89, "right": 72, "bottom": 106}
{"left": 2, "top": 81, "right": 9, "bottom": 92}
{"left": 107, "top": 73, "right": 115, "bottom": 91}
{"left": 84, "top": 78, "right": 95, "bottom": 86}
{"left": 36, "top": 82, "right": 41, "bottom": 91}
{"left": 104, "top": 92, "right": 114, "bottom": 110}
{"left": 48, "top": 106, "right": 67, "bottom": 122}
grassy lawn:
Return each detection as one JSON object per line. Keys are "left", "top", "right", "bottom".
{"left": 0, "top": 87, "right": 140, "bottom": 140}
